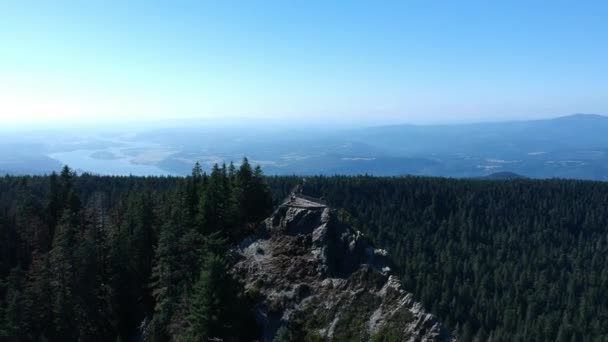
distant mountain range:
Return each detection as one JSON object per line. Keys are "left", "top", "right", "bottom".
{"left": 3, "top": 114, "right": 608, "bottom": 180}
{"left": 333, "top": 113, "right": 608, "bottom": 180}
{"left": 356, "top": 113, "right": 608, "bottom": 157}
{"left": 477, "top": 172, "right": 526, "bottom": 180}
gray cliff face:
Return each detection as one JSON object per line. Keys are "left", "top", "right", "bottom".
{"left": 233, "top": 197, "right": 454, "bottom": 341}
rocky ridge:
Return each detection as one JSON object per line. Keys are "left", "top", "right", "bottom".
{"left": 232, "top": 195, "right": 454, "bottom": 341}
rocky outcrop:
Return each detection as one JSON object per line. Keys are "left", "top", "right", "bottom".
{"left": 233, "top": 196, "right": 454, "bottom": 341}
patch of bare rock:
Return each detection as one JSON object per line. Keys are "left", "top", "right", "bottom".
{"left": 232, "top": 197, "right": 455, "bottom": 341}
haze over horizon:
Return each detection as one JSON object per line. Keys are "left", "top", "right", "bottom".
{"left": 2, "top": 1, "right": 608, "bottom": 127}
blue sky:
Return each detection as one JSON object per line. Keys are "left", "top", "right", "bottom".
{"left": 1, "top": 0, "right": 607, "bottom": 126}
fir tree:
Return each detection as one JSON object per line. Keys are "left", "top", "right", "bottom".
{"left": 49, "top": 210, "right": 79, "bottom": 340}
{"left": 184, "top": 253, "right": 230, "bottom": 341}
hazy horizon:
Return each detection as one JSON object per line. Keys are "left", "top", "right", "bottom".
{"left": 2, "top": 112, "right": 606, "bottom": 133}
{"left": 2, "top": 2, "right": 608, "bottom": 179}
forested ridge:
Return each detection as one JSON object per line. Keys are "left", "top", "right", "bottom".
{"left": 0, "top": 159, "right": 273, "bottom": 341}
{"left": 267, "top": 176, "right": 608, "bottom": 342}
{"left": 3, "top": 169, "right": 608, "bottom": 341}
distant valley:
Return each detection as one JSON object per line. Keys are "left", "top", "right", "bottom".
{"left": 3, "top": 114, "right": 608, "bottom": 180}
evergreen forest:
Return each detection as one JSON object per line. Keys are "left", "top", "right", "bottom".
{"left": 0, "top": 159, "right": 272, "bottom": 341}
{"left": 268, "top": 176, "right": 608, "bottom": 342}
{"left": 3, "top": 166, "right": 608, "bottom": 341}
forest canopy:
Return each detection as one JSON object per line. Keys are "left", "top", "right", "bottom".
{"left": 0, "top": 159, "right": 272, "bottom": 341}
{"left": 2, "top": 168, "right": 608, "bottom": 341}
{"left": 267, "top": 175, "right": 608, "bottom": 342}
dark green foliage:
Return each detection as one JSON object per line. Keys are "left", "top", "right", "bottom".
{"left": 332, "top": 292, "right": 381, "bottom": 341}
{"left": 49, "top": 210, "right": 79, "bottom": 340}
{"left": 273, "top": 326, "right": 296, "bottom": 342}
{"left": 1, "top": 267, "right": 26, "bottom": 338}
{"left": 198, "top": 163, "right": 239, "bottom": 237}
{"left": 370, "top": 328, "right": 399, "bottom": 342}
{"left": 148, "top": 209, "right": 182, "bottom": 341}
{"left": 272, "top": 175, "right": 608, "bottom": 341}
{"left": 236, "top": 158, "right": 273, "bottom": 224}
{"left": 0, "top": 162, "right": 271, "bottom": 341}
{"left": 6, "top": 167, "right": 608, "bottom": 341}
{"left": 184, "top": 253, "right": 230, "bottom": 340}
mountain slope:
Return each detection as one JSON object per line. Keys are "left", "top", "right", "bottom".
{"left": 139, "top": 113, "right": 608, "bottom": 179}
{"left": 267, "top": 175, "right": 608, "bottom": 341}
{"left": 477, "top": 171, "right": 526, "bottom": 180}
{"left": 232, "top": 195, "right": 453, "bottom": 341}
{"left": 355, "top": 114, "right": 608, "bottom": 156}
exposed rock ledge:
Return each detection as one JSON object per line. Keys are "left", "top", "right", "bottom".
{"left": 233, "top": 196, "right": 454, "bottom": 341}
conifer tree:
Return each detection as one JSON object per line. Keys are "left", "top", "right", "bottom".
{"left": 149, "top": 229, "right": 179, "bottom": 340}
{"left": 250, "top": 165, "right": 273, "bottom": 221}
{"left": 49, "top": 210, "right": 79, "bottom": 340}
{"left": 186, "top": 162, "right": 204, "bottom": 217}
{"left": 1, "top": 267, "right": 25, "bottom": 339}
{"left": 198, "top": 163, "right": 238, "bottom": 237}
{"left": 23, "top": 254, "right": 53, "bottom": 340}
{"left": 236, "top": 158, "right": 273, "bottom": 225}
{"left": 184, "top": 253, "right": 230, "bottom": 341}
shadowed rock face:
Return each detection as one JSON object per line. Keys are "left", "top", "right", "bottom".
{"left": 232, "top": 197, "right": 455, "bottom": 341}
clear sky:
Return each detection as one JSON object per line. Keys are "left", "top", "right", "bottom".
{"left": 1, "top": 0, "right": 607, "bottom": 126}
